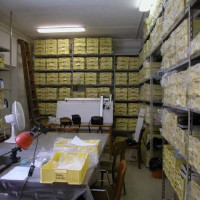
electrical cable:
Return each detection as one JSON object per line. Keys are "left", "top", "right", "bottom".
{"left": 0, "top": 151, "right": 13, "bottom": 157}
{"left": 18, "top": 134, "right": 39, "bottom": 200}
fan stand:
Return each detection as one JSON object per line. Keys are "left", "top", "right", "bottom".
{"left": 5, "top": 123, "right": 16, "bottom": 143}
{"left": 0, "top": 147, "right": 21, "bottom": 174}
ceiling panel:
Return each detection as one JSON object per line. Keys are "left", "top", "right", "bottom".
{"left": 0, "top": 0, "right": 144, "bottom": 39}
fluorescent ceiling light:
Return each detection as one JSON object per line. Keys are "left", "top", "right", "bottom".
{"left": 37, "top": 27, "right": 85, "bottom": 33}
{"left": 139, "top": 0, "right": 151, "bottom": 12}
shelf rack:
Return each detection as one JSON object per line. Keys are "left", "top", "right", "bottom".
{"left": 139, "top": 1, "right": 200, "bottom": 198}
{"left": 139, "top": 0, "right": 200, "bottom": 199}
{"left": 113, "top": 55, "right": 139, "bottom": 137}
{"left": 33, "top": 42, "right": 139, "bottom": 136}
{"left": 0, "top": 12, "right": 13, "bottom": 141}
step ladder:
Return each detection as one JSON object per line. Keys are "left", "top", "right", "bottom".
{"left": 18, "top": 39, "right": 41, "bottom": 121}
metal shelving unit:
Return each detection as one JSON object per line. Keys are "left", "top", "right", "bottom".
{"left": 114, "top": 115, "right": 138, "bottom": 118}
{"left": 113, "top": 55, "right": 139, "bottom": 137}
{"left": 33, "top": 40, "right": 139, "bottom": 130}
{"left": 149, "top": 0, "right": 200, "bottom": 199}
{"left": 0, "top": 13, "right": 13, "bottom": 141}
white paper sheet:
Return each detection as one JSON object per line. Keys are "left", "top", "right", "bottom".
{"left": 1, "top": 166, "right": 29, "bottom": 180}
{"left": 134, "top": 108, "right": 145, "bottom": 142}
{"left": 70, "top": 136, "right": 95, "bottom": 146}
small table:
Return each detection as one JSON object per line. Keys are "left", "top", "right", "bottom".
{"left": 0, "top": 132, "right": 109, "bottom": 200}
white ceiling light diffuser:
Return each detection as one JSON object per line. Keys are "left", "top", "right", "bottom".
{"left": 37, "top": 27, "right": 86, "bottom": 33}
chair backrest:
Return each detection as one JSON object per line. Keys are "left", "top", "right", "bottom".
{"left": 91, "top": 189, "right": 111, "bottom": 200}
{"left": 138, "top": 127, "right": 145, "bottom": 145}
{"left": 111, "top": 140, "right": 127, "bottom": 182}
{"left": 113, "top": 160, "right": 127, "bottom": 200}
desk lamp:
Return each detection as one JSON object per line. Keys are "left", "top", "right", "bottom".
{"left": 0, "top": 120, "right": 48, "bottom": 174}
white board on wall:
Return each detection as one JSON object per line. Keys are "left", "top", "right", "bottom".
{"left": 56, "top": 99, "right": 113, "bottom": 123}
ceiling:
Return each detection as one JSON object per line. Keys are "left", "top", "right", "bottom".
{"left": 0, "top": 0, "right": 145, "bottom": 39}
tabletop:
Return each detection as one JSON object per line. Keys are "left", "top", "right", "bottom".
{"left": 0, "top": 132, "right": 109, "bottom": 200}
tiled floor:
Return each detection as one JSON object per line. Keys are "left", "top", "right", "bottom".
{"left": 101, "top": 149, "right": 174, "bottom": 200}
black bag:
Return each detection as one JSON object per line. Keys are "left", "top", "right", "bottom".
{"left": 72, "top": 115, "right": 81, "bottom": 125}
{"left": 149, "top": 157, "right": 162, "bottom": 171}
{"left": 91, "top": 116, "right": 103, "bottom": 125}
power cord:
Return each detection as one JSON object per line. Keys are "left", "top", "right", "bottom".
{"left": 18, "top": 134, "right": 39, "bottom": 200}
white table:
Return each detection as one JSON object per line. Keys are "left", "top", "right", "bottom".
{"left": 0, "top": 132, "right": 109, "bottom": 200}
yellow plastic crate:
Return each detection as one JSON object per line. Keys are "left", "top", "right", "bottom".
{"left": 46, "top": 73, "right": 58, "bottom": 85}
{"left": 129, "top": 57, "right": 138, "bottom": 70}
{"left": 99, "top": 57, "right": 113, "bottom": 69}
{"left": 59, "top": 73, "right": 71, "bottom": 85}
{"left": 58, "top": 39, "right": 70, "bottom": 55}
{"left": 73, "top": 57, "right": 85, "bottom": 70}
{"left": 190, "top": 178, "right": 200, "bottom": 200}
{"left": 117, "top": 57, "right": 129, "bottom": 70}
{"left": 34, "top": 58, "right": 46, "bottom": 70}
{"left": 129, "top": 73, "right": 139, "bottom": 85}
{"left": 116, "top": 118, "right": 128, "bottom": 131}
{"left": 115, "top": 103, "right": 127, "bottom": 115}
{"left": 34, "top": 73, "right": 46, "bottom": 85}
{"left": 73, "top": 73, "right": 85, "bottom": 85}
{"left": 34, "top": 40, "right": 46, "bottom": 56}
{"left": 74, "top": 47, "right": 86, "bottom": 55}
{"left": 128, "top": 103, "right": 139, "bottom": 115}
{"left": 58, "top": 88, "right": 71, "bottom": 100}
{"left": 45, "top": 88, "right": 58, "bottom": 100}
{"left": 46, "top": 103, "right": 57, "bottom": 115}
{"left": 87, "top": 38, "right": 99, "bottom": 46}
{"left": 38, "top": 103, "right": 46, "bottom": 115}
{"left": 86, "top": 57, "right": 99, "bottom": 70}
{"left": 128, "top": 88, "right": 139, "bottom": 100}
{"left": 98, "top": 87, "right": 110, "bottom": 97}
{"left": 58, "top": 58, "right": 71, "bottom": 70}
{"left": 86, "top": 47, "right": 99, "bottom": 54}
{"left": 41, "top": 152, "right": 89, "bottom": 184}
{"left": 100, "top": 46, "right": 112, "bottom": 54}
{"left": 128, "top": 118, "right": 137, "bottom": 131}
{"left": 74, "top": 38, "right": 86, "bottom": 47}
{"left": 46, "top": 58, "right": 58, "bottom": 70}
{"left": 46, "top": 39, "right": 57, "bottom": 55}
{"left": 86, "top": 88, "right": 98, "bottom": 98}
{"left": 189, "top": 135, "right": 200, "bottom": 174}
{"left": 99, "top": 38, "right": 112, "bottom": 46}
{"left": 0, "top": 91, "right": 5, "bottom": 109}
{"left": 115, "top": 88, "right": 128, "bottom": 100}
{"left": 85, "top": 73, "right": 97, "bottom": 85}
{"left": 54, "top": 138, "right": 101, "bottom": 154}
{"left": 73, "top": 91, "right": 85, "bottom": 98}
{"left": 36, "top": 88, "right": 46, "bottom": 99}
{"left": 0, "top": 57, "right": 4, "bottom": 68}
{"left": 115, "top": 73, "right": 127, "bottom": 85}
{"left": 99, "top": 73, "right": 112, "bottom": 85}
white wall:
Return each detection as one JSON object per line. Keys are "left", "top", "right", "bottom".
{"left": 0, "top": 25, "right": 32, "bottom": 130}
{"left": 114, "top": 39, "right": 142, "bottom": 55}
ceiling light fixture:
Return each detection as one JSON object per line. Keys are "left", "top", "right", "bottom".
{"left": 139, "top": 0, "right": 151, "bottom": 12}
{"left": 37, "top": 27, "right": 86, "bottom": 33}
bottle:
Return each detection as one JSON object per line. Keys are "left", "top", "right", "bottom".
{"left": 4, "top": 98, "right": 8, "bottom": 108}
{"left": 0, "top": 79, "right": 4, "bottom": 89}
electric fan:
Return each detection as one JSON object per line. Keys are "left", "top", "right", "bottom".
{"left": 4, "top": 101, "right": 25, "bottom": 143}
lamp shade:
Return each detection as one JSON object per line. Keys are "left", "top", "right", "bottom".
{"left": 15, "top": 131, "right": 34, "bottom": 150}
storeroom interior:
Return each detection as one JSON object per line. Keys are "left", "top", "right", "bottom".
{"left": 0, "top": 0, "right": 200, "bottom": 200}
